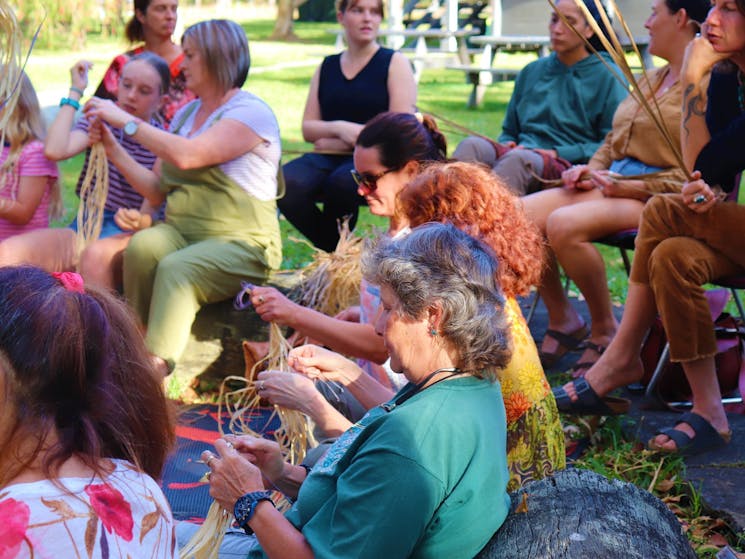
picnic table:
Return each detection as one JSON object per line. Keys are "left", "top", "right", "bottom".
{"left": 450, "top": 34, "right": 653, "bottom": 108}
{"left": 328, "top": 27, "right": 479, "bottom": 82}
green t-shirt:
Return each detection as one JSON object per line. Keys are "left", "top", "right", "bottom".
{"left": 499, "top": 51, "right": 628, "bottom": 163}
{"left": 250, "top": 376, "right": 510, "bottom": 559}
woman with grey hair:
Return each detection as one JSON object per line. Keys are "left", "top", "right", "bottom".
{"left": 85, "top": 19, "right": 282, "bottom": 375}
{"left": 196, "top": 223, "right": 511, "bottom": 558}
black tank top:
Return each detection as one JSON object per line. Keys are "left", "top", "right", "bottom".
{"left": 318, "top": 47, "right": 394, "bottom": 124}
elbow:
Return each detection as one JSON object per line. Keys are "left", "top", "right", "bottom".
{"left": 368, "top": 347, "right": 390, "bottom": 365}
{"left": 43, "top": 145, "right": 65, "bottom": 162}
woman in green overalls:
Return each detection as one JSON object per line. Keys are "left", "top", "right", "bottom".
{"left": 86, "top": 19, "right": 282, "bottom": 375}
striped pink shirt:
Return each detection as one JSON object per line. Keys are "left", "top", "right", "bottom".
{"left": 0, "top": 140, "right": 59, "bottom": 242}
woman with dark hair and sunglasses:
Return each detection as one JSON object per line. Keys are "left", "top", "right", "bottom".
{"left": 248, "top": 111, "right": 446, "bottom": 392}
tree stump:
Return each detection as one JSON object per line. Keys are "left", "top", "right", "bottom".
{"left": 476, "top": 468, "right": 696, "bottom": 559}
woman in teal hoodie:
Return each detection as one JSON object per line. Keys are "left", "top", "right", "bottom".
{"left": 453, "top": 0, "right": 627, "bottom": 196}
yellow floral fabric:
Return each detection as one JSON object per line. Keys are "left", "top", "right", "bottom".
{"left": 501, "top": 298, "right": 566, "bottom": 491}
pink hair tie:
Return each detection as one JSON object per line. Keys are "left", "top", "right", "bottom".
{"left": 51, "top": 271, "right": 85, "bottom": 294}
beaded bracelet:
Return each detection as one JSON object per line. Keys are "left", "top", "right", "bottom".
{"left": 59, "top": 97, "right": 80, "bottom": 110}
{"left": 69, "top": 86, "right": 85, "bottom": 97}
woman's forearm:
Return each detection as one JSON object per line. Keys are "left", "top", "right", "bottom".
{"left": 304, "top": 391, "right": 354, "bottom": 438}
{"left": 105, "top": 140, "right": 165, "bottom": 206}
{"left": 680, "top": 75, "right": 710, "bottom": 171}
{"left": 291, "top": 305, "right": 388, "bottom": 364}
{"left": 302, "top": 120, "right": 362, "bottom": 146}
{"left": 345, "top": 371, "right": 394, "bottom": 410}
{"left": 249, "top": 502, "right": 315, "bottom": 559}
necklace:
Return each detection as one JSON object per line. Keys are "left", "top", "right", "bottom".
{"left": 381, "top": 367, "right": 465, "bottom": 411}
{"left": 737, "top": 70, "right": 745, "bottom": 113}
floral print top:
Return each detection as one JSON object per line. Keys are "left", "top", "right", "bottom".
{"left": 0, "top": 459, "right": 177, "bottom": 559}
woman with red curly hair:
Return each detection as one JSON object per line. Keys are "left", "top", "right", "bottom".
{"left": 398, "top": 161, "right": 565, "bottom": 489}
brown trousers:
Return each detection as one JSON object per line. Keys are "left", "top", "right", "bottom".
{"left": 630, "top": 194, "right": 745, "bottom": 362}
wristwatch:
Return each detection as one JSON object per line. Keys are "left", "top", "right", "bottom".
{"left": 123, "top": 119, "right": 141, "bottom": 136}
{"left": 234, "top": 490, "right": 274, "bottom": 532}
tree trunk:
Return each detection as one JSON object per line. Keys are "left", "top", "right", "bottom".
{"left": 476, "top": 468, "right": 696, "bottom": 559}
{"left": 271, "top": 0, "right": 299, "bottom": 40}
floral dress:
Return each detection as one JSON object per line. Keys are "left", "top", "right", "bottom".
{"left": 0, "top": 459, "right": 177, "bottom": 558}
{"left": 501, "top": 298, "right": 566, "bottom": 491}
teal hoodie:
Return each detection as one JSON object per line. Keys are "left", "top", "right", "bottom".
{"left": 499, "top": 51, "right": 628, "bottom": 163}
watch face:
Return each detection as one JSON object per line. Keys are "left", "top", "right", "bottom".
{"left": 124, "top": 120, "right": 138, "bottom": 136}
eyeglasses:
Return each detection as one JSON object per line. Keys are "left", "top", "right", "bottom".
{"left": 350, "top": 168, "right": 397, "bottom": 193}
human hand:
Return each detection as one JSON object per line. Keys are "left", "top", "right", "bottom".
{"left": 288, "top": 344, "right": 363, "bottom": 385}
{"left": 255, "top": 370, "right": 320, "bottom": 416}
{"left": 334, "top": 306, "right": 361, "bottom": 323}
{"left": 250, "top": 286, "right": 301, "bottom": 327}
{"left": 70, "top": 60, "right": 92, "bottom": 92}
{"left": 114, "top": 207, "right": 149, "bottom": 231}
{"left": 221, "top": 434, "right": 287, "bottom": 484}
{"left": 202, "top": 439, "right": 267, "bottom": 511}
{"left": 313, "top": 137, "right": 351, "bottom": 152}
{"left": 88, "top": 118, "right": 118, "bottom": 151}
{"left": 682, "top": 171, "right": 719, "bottom": 213}
{"left": 337, "top": 121, "right": 363, "bottom": 146}
{"left": 562, "top": 164, "right": 592, "bottom": 189}
{"left": 84, "top": 97, "right": 130, "bottom": 128}
{"left": 682, "top": 28, "right": 730, "bottom": 82}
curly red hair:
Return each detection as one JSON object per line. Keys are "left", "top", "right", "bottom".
{"left": 397, "top": 161, "right": 545, "bottom": 297}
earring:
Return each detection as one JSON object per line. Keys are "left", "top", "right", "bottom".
{"left": 430, "top": 328, "right": 438, "bottom": 337}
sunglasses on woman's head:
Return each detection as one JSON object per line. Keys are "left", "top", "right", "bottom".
{"left": 350, "top": 168, "right": 397, "bottom": 193}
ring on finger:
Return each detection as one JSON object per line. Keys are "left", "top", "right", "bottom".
{"left": 205, "top": 471, "right": 212, "bottom": 481}
{"left": 205, "top": 453, "right": 216, "bottom": 467}
{"left": 258, "top": 295, "right": 265, "bottom": 303}
{"left": 258, "top": 380, "right": 265, "bottom": 392}
{"left": 694, "top": 194, "right": 707, "bottom": 204}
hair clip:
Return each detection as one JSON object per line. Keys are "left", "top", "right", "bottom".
{"left": 51, "top": 271, "right": 85, "bottom": 293}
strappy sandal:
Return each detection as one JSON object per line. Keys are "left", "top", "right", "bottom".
{"left": 648, "top": 411, "right": 732, "bottom": 456}
{"left": 538, "top": 322, "right": 590, "bottom": 369}
{"left": 553, "top": 378, "right": 631, "bottom": 416}
{"left": 571, "top": 341, "right": 608, "bottom": 378}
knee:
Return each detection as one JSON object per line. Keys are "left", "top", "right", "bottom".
{"left": 79, "top": 241, "right": 106, "bottom": 274}
{"left": 648, "top": 238, "right": 688, "bottom": 285}
{"left": 546, "top": 208, "right": 578, "bottom": 249}
{"left": 452, "top": 136, "right": 494, "bottom": 163}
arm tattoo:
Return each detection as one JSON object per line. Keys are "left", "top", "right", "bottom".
{"left": 682, "top": 84, "right": 707, "bottom": 138}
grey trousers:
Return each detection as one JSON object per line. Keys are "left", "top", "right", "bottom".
{"left": 453, "top": 136, "right": 546, "bottom": 195}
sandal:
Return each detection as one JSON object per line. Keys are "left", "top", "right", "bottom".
{"left": 648, "top": 411, "right": 732, "bottom": 456}
{"left": 571, "top": 341, "right": 608, "bottom": 378}
{"left": 553, "top": 378, "right": 631, "bottom": 416}
{"left": 538, "top": 322, "right": 590, "bottom": 369}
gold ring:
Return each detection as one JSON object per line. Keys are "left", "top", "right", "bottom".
{"left": 205, "top": 471, "right": 212, "bottom": 481}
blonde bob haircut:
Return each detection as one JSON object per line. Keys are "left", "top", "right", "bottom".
{"left": 182, "top": 19, "right": 250, "bottom": 93}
